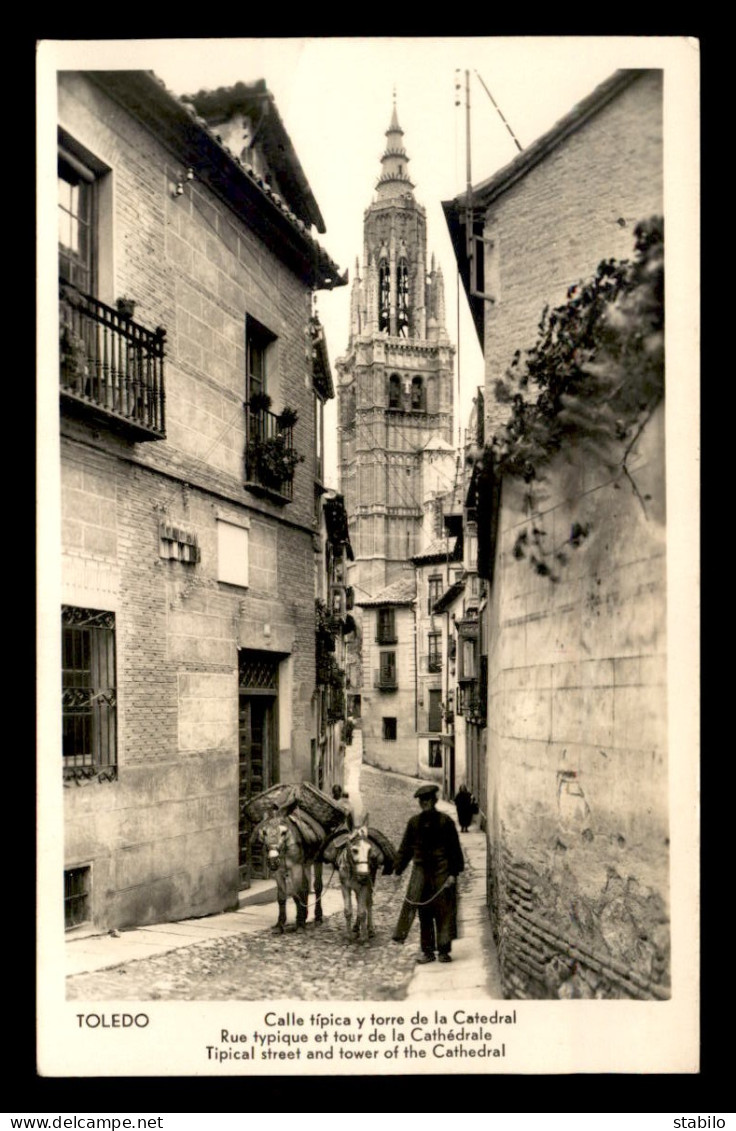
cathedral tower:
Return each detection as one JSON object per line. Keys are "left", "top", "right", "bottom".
{"left": 337, "top": 99, "right": 456, "bottom": 600}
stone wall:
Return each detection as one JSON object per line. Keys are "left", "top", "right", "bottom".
{"left": 482, "top": 70, "right": 663, "bottom": 438}
{"left": 58, "top": 73, "right": 320, "bottom": 928}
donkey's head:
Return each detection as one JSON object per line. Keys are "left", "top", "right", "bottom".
{"left": 258, "top": 815, "right": 291, "bottom": 871}
{"left": 347, "top": 826, "right": 375, "bottom": 883}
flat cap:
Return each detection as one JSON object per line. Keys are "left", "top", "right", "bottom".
{"left": 414, "top": 783, "right": 440, "bottom": 799}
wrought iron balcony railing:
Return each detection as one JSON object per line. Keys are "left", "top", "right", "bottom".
{"left": 373, "top": 669, "right": 398, "bottom": 690}
{"left": 245, "top": 407, "right": 297, "bottom": 500}
{"left": 59, "top": 284, "right": 166, "bottom": 441}
{"left": 428, "top": 655, "right": 442, "bottom": 673}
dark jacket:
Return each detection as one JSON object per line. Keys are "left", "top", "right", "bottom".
{"left": 395, "top": 808, "right": 465, "bottom": 884}
{"left": 394, "top": 807, "right": 464, "bottom": 949}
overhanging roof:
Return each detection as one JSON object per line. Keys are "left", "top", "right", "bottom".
{"left": 185, "top": 80, "right": 326, "bottom": 232}
{"left": 433, "top": 580, "right": 465, "bottom": 614}
{"left": 88, "top": 71, "right": 347, "bottom": 292}
{"left": 355, "top": 576, "right": 416, "bottom": 607}
{"left": 442, "top": 70, "right": 649, "bottom": 350}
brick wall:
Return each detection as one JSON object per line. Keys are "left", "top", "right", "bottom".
{"left": 58, "top": 73, "right": 323, "bottom": 928}
{"left": 482, "top": 70, "right": 663, "bottom": 438}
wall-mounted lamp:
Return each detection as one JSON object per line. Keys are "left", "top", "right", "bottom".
{"left": 171, "top": 169, "right": 195, "bottom": 198}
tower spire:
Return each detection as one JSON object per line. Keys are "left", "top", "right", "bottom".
{"left": 376, "top": 92, "right": 414, "bottom": 198}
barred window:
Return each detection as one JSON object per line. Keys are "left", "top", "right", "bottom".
{"left": 62, "top": 606, "right": 117, "bottom": 781}
{"left": 64, "top": 866, "right": 91, "bottom": 930}
{"left": 428, "top": 739, "right": 443, "bottom": 768}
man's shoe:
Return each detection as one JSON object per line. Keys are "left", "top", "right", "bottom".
{"left": 438, "top": 952, "right": 452, "bottom": 963}
{"left": 416, "top": 952, "right": 436, "bottom": 964}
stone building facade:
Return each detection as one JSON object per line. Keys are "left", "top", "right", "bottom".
{"left": 443, "top": 69, "right": 669, "bottom": 998}
{"left": 56, "top": 71, "right": 345, "bottom": 931}
{"left": 336, "top": 101, "right": 458, "bottom": 779}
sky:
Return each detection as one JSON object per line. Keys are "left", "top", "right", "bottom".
{"left": 45, "top": 36, "right": 694, "bottom": 488}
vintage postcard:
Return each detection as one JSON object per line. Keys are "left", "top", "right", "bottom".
{"left": 37, "top": 35, "right": 700, "bottom": 1077}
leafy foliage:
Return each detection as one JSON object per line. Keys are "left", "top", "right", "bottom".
{"left": 493, "top": 217, "right": 663, "bottom": 483}
{"left": 488, "top": 217, "right": 664, "bottom": 581}
{"left": 249, "top": 433, "right": 304, "bottom": 488}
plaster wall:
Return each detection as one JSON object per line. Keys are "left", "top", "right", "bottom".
{"left": 486, "top": 406, "right": 668, "bottom": 997}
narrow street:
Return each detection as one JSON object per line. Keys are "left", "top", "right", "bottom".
{"left": 66, "top": 752, "right": 503, "bottom": 1002}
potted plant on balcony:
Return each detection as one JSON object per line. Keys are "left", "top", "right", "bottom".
{"left": 249, "top": 391, "right": 272, "bottom": 413}
{"left": 249, "top": 432, "right": 304, "bottom": 490}
{"left": 59, "top": 322, "right": 89, "bottom": 390}
{"left": 116, "top": 296, "right": 137, "bottom": 320}
{"left": 276, "top": 405, "right": 299, "bottom": 431}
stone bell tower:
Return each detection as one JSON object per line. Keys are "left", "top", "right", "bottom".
{"left": 337, "top": 97, "right": 456, "bottom": 600}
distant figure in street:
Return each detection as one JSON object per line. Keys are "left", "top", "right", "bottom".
{"left": 391, "top": 783, "right": 465, "bottom": 964}
{"left": 331, "top": 783, "right": 355, "bottom": 830}
{"left": 454, "top": 784, "right": 474, "bottom": 833}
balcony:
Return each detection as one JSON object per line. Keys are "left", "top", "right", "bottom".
{"left": 245, "top": 407, "right": 298, "bottom": 502}
{"left": 373, "top": 669, "right": 398, "bottom": 691}
{"left": 59, "top": 284, "right": 166, "bottom": 441}
{"left": 428, "top": 655, "right": 442, "bottom": 673}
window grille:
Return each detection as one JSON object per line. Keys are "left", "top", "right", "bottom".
{"left": 382, "top": 717, "right": 397, "bottom": 741}
{"left": 428, "top": 740, "right": 443, "bottom": 768}
{"left": 62, "top": 607, "right": 117, "bottom": 781}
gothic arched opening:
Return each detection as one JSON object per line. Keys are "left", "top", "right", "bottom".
{"left": 378, "top": 259, "right": 390, "bottom": 333}
{"left": 397, "top": 257, "right": 409, "bottom": 337}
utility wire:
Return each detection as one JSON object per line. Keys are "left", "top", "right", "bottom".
{"left": 474, "top": 70, "right": 523, "bottom": 153}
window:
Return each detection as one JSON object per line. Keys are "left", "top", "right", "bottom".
{"left": 428, "top": 739, "right": 443, "bottom": 768}
{"left": 382, "top": 717, "right": 397, "bottom": 741}
{"left": 388, "top": 374, "right": 401, "bottom": 409}
{"left": 461, "top": 638, "right": 477, "bottom": 680}
{"left": 411, "top": 376, "right": 424, "bottom": 411}
{"left": 58, "top": 130, "right": 112, "bottom": 301}
{"left": 428, "top": 632, "right": 442, "bottom": 672}
{"left": 428, "top": 688, "right": 442, "bottom": 732}
{"left": 376, "top": 606, "right": 397, "bottom": 644}
{"left": 428, "top": 575, "right": 443, "bottom": 614}
{"left": 379, "top": 651, "right": 397, "bottom": 688}
{"left": 246, "top": 315, "right": 276, "bottom": 404}
{"left": 62, "top": 607, "right": 116, "bottom": 780}
{"left": 64, "top": 866, "right": 91, "bottom": 929}
{"left": 58, "top": 151, "right": 95, "bottom": 293}
{"left": 314, "top": 393, "right": 325, "bottom": 482}
{"left": 217, "top": 518, "right": 249, "bottom": 587}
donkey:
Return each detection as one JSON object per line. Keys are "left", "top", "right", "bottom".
{"left": 256, "top": 812, "right": 324, "bottom": 932}
{"left": 337, "top": 825, "right": 380, "bottom": 945}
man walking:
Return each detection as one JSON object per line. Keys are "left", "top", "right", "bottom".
{"left": 391, "top": 783, "right": 465, "bottom": 963}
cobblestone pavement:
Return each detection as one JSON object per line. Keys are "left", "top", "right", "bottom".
{"left": 66, "top": 765, "right": 479, "bottom": 1001}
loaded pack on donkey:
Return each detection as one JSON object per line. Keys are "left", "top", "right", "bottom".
{"left": 244, "top": 782, "right": 396, "bottom": 944}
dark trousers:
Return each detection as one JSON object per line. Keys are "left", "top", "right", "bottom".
{"left": 393, "top": 867, "right": 457, "bottom": 953}
{"left": 419, "top": 886, "right": 455, "bottom": 955}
